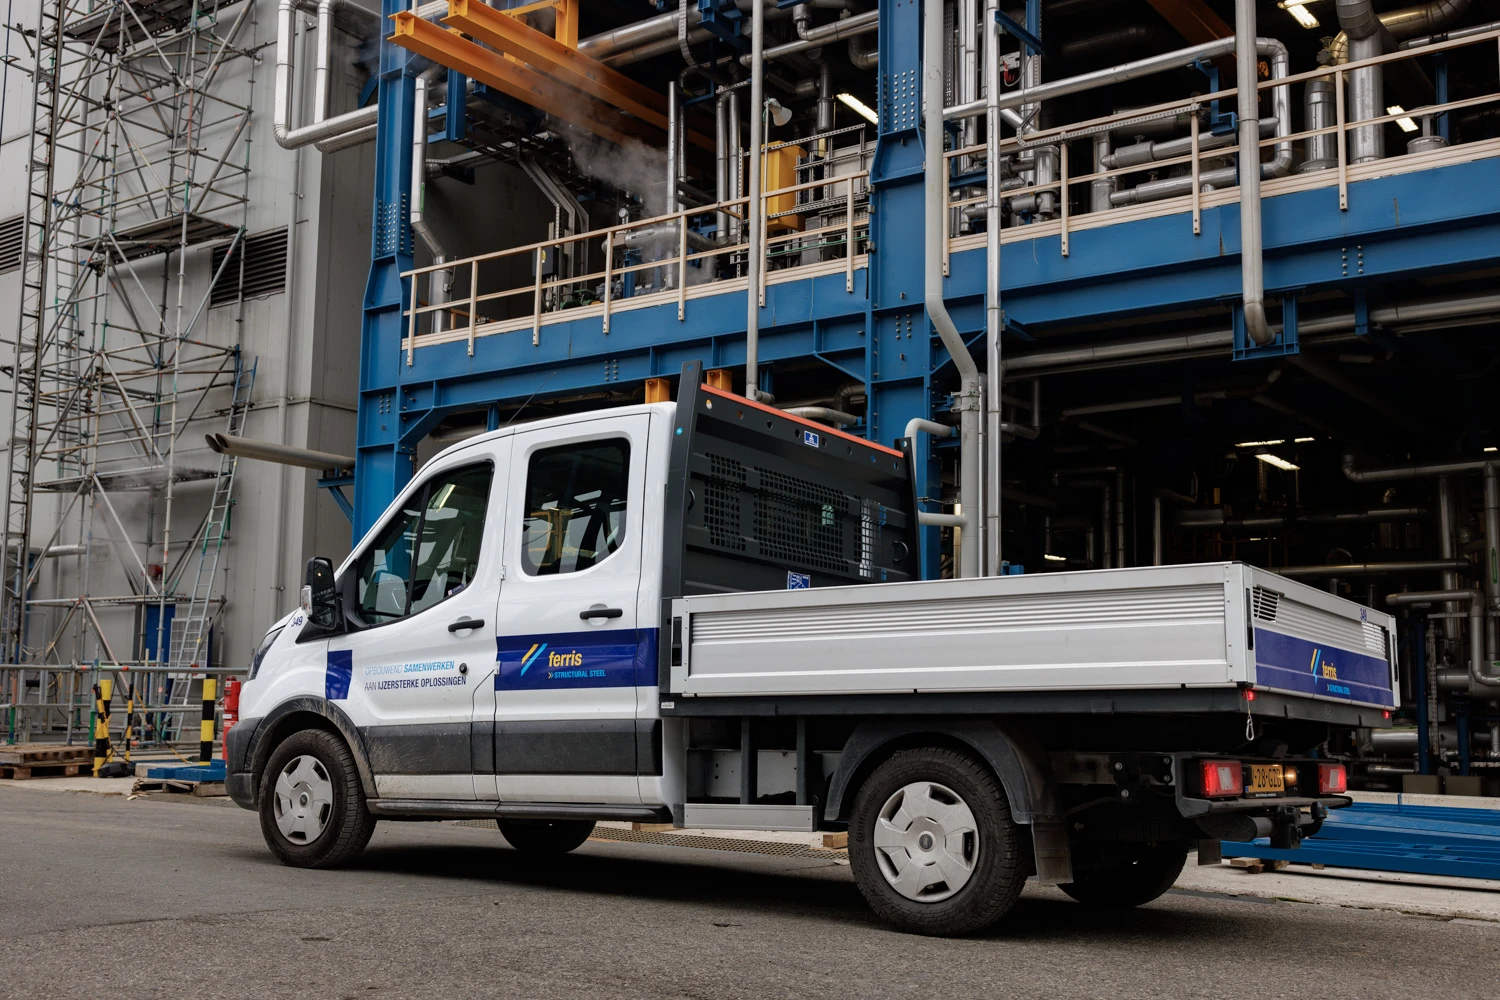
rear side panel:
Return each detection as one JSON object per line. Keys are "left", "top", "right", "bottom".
{"left": 1242, "top": 566, "right": 1398, "bottom": 710}
{"left": 671, "top": 564, "right": 1239, "bottom": 698}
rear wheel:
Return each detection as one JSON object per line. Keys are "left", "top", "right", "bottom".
{"left": 1060, "top": 840, "right": 1189, "bottom": 908}
{"left": 498, "top": 818, "right": 596, "bottom": 854}
{"left": 847, "top": 748, "right": 1025, "bottom": 936}
{"left": 258, "top": 728, "right": 376, "bottom": 869}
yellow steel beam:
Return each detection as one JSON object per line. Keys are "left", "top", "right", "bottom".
{"left": 443, "top": 0, "right": 713, "bottom": 151}
{"left": 553, "top": 0, "right": 576, "bottom": 49}
{"left": 389, "top": 12, "right": 648, "bottom": 149}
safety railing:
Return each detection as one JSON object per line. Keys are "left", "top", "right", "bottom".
{"left": 945, "top": 28, "right": 1500, "bottom": 261}
{"left": 401, "top": 170, "right": 870, "bottom": 361}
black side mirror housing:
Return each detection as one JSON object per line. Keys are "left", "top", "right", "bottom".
{"left": 303, "top": 556, "right": 340, "bottom": 630}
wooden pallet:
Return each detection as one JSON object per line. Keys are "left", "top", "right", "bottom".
{"left": 0, "top": 743, "right": 91, "bottom": 767}
{"left": 131, "top": 778, "right": 226, "bottom": 797}
{"left": 0, "top": 762, "right": 86, "bottom": 780}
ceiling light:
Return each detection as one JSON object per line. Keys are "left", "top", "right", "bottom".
{"left": 1294, "top": 437, "right": 1315, "bottom": 443}
{"left": 1284, "top": 3, "right": 1319, "bottom": 28}
{"left": 1256, "top": 453, "right": 1301, "bottom": 472}
{"left": 1235, "top": 439, "right": 1285, "bottom": 448}
{"left": 1387, "top": 105, "right": 1419, "bottom": 132}
{"left": 837, "top": 92, "right": 879, "bottom": 125}
{"left": 1044, "top": 553, "right": 1067, "bottom": 563}
{"left": 1486, "top": 446, "right": 1498, "bottom": 453}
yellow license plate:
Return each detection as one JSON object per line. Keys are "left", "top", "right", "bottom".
{"left": 1249, "top": 764, "right": 1285, "bottom": 795}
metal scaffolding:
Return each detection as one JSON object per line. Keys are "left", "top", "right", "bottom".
{"left": 1, "top": 0, "right": 258, "bottom": 745}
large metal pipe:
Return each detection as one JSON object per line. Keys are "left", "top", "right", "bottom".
{"left": 743, "top": 9, "right": 879, "bottom": 64}
{"left": 1337, "top": 0, "right": 1388, "bottom": 164}
{"left": 1342, "top": 453, "right": 1500, "bottom": 482}
{"left": 1107, "top": 38, "right": 1292, "bottom": 207}
{"left": 983, "top": 0, "right": 1004, "bottom": 574}
{"left": 1302, "top": 79, "right": 1338, "bottom": 172}
{"left": 745, "top": 0, "right": 766, "bottom": 401}
{"left": 412, "top": 71, "right": 452, "bottom": 334}
{"left": 1399, "top": 16, "right": 1500, "bottom": 48}
{"left": 1235, "top": 0, "right": 1272, "bottom": 347}
{"left": 1485, "top": 467, "right": 1500, "bottom": 656}
{"left": 274, "top": 0, "right": 379, "bottom": 150}
{"left": 959, "top": 0, "right": 979, "bottom": 154}
{"left": 1388, "top": 589, "right": 1500, "bottom": 691}
{"left": 205, "top": 434, "right": 353, "bottom": 472}
{"left": 926, "top": 0, "right": 982, "bottom": 579}
{"left": 1004, "top": 288, "right": 1500, "bottom": 373}
{"left": 1279, "top": 559, "right": 1471, "bottom": 578}
{"left": 1333, "top": 0, "right": 1473, "bottom": 59}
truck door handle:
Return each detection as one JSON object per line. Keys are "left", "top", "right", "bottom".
{"left": 580, "top": 607, "right": 624, "bottom": 620}
{"left": 448, "top": 617, "right": 485, "bottom": 632}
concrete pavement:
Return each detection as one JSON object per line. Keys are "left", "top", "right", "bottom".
{"left": 2, "top": 785, "right": 1499, "bottom": 999}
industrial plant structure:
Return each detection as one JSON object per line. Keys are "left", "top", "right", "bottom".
{"left": 2, "top": 0, "right": 1499, "bottom": 788}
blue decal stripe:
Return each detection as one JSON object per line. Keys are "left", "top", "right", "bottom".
{"left": 1254, "top": 628, "right": 1394, "bottom": 707}
{"left": 496, "top": 628, "right": 659, "bottom": 690}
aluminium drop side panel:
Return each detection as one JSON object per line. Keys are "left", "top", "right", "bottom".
{"left": 1241, "top": 564, "right": 1399, "bottom": 710}
{"left": 672, "top": 563, "right": 1242, "bottom": 698}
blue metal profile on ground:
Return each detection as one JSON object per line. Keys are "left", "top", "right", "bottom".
{"left": 1223, "top": 798, "right": 1500, "bottom": 881}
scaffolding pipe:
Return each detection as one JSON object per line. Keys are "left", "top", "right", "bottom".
{"left": 926, "top": 0, "right": 981, "bottom": 578}
{"left": 983, "top": 0, "right": 1003, "bottom": 574}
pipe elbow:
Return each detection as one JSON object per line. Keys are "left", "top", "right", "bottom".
{"left": 1243, "top": 300, "right": 1274, "bottom": 346}
{"left": 1336, "top": 0, "right": 1384, "bottom": 39}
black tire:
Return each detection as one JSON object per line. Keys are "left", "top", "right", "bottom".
{"left": 258, "top": 728, "right": 376, "bottom": 869}
{"left": 1059, "top": 840, "right": 1189, "bottom": 908}
{"left": 498, "top": 818, "right": 596, "bottom": 854}
{"left": 847, "top": 747, "right": 1025, "bottom": 936}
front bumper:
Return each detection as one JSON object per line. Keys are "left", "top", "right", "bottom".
{"left": 225, "top": 717, "right": 261, "bottom": 811}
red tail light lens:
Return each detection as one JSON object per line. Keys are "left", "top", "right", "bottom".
{"left": 1318, "top": 762, "right": 1347, "bottom": 794}
{"left": 1200, "top": 760, "right": 1244, "bottom": 798}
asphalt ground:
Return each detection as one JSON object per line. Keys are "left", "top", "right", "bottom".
{"left": 2, "top": 786, "right": 1498, "bottom": 1000}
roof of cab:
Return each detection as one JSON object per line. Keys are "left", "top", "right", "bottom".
{"left": 424, "top": 401, "right": 677, "bottom": 467}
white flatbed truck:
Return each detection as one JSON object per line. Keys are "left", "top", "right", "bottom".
{"left": 230, "top": 363, "right": 1394, "bottom": 935}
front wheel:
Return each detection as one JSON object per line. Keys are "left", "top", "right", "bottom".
{"left": 847, "top": 748, "right": 1025, "bottom": 936}
{"left": 258, "top": 728, "right": 376, "bottom": 869}
{"left": 498, "top": 818, "right": 596, "bottom": 854}
{"left": 1060, "top": 840, "right": 1189, "bottom": 908}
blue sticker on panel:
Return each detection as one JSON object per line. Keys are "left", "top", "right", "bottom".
{"left": 496, "top": 629, "right": 658, "bottom": 690}
{"left": 802, "top": 429, "right": 821, "bottom": 448}
{"left": 787, "top": 571, "right": 811, "bottom": 589}
{"left": 1253, "top": 628, "right": 1394, "bottom": 707}
{"left": 326, "top": 650, "right": 353, "bottom": 700}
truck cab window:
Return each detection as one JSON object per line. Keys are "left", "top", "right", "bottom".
{"left": 521, "top": 440, "right": 629, "bottom": 576}
{"left": 353, "top": 463, "right": 493, "bottom": 625}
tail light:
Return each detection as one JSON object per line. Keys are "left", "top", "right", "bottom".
{"left": 1318, "top": 762, "right": 1347, "bottom": 795}
{"left": 1200, "top": 759, "right": 1244, "bottom": 798}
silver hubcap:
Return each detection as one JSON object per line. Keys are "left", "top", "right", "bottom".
{"left": 273, "top": 754, "right": 333, "bottom": 844}
{"left": 873, "top": 781, "right": 980, "bottom": 902}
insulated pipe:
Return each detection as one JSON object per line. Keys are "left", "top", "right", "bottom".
{"left": 1438, "top": 475, "right": 1459, "bottom": 630}
{"left": 743, "top": 9, "right": 879, "bottom": 64}
{"left": 1333, "top": 0, "right": 1473, "bottom": 59}
{"left": 1388, "top": 589, "right": 1500, "bottom": 690}
{"left": 983, "top": 0, "right": 1004, "bottom": 575}
{"left": 1485, "top": 468, "right": 1500, "bottom": 656}
{"left": 729, "top": 89, "right": 743, "bottom": 244}
{"left": 205, "top": 434, "right": 353, "bottom": 472}
{"left": 1090, "top": 133, "right": 1114, "bottom": 213}
{"left": 849, "top": 27, "right": 879, "bottom": 70}
{"left": 1278, "top": 559, "right": 1471, "bottom": 577}
{"left": 618, "top": 224, "right": 718, "bottom": 253}
{"left": 715, "top": 91, "right": 730, "bottom": 242}
{"left": 1399, "top": 16, "right": 1500, "bottom": 48}
{"left": 960, "top": 0, "right": 979, "bottom": 154}
{"left": 411, "top": 72, "right": 451, "bottom": 334}
{"left": 1302, "top": 80, "right": 1338, "bottom": 172}
{"left": 744, "top": 0, "right": 765, "bottom": 401}
{"left": 1104, "top": 119, "right": 1275, "bottom": 170}
{"left": 1341, "top": 454, "right": 1500, "bottom": 482}
{"left": 1114, "top": 468, "right": 1126, "bottom": 567}
{"left": 784, "top": 406, "right": 859, "bottom": 426}
{"left": 667, "top": 82, "right": 681, "bottom": 216}
{"left": 905, "top": 418, "right": 971, "bottom": 532}
{"left": 926, "top": 0, "right": 982, "bottom": 579}
{"left": 273, "top": 0, "right": 379, "bottom": 149}
{"left": 1337, "top": 0, "right": 1388, "bottom": 163}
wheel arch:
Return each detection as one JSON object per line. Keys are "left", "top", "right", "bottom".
{"left": 824, "top": 718, "right": 1073, "bottom": 883}
{"left": 246, "top": 697, "right": 377, "bottom": 806}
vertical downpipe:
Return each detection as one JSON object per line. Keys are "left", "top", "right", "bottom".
{"left": 983, "top": 0, "right": 1003, "bottom": 574}
{"left": 744, "top": 0, "right": 765, "bottom": 400}
{"left": 1235, "top": 0, "right": 1273, "bottom": 346}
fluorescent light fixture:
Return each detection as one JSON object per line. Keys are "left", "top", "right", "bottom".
{"left": 1294, "top": 436, "right": 1315, "bottom": 443}
{"left": 1486, "top": 446, "right": 1498, "bottom": 453}
{"left": 1256, "top": 453, "right": 1301, "bottom": 472}
{"left": 1387, "top": 105, "right": 1419, "bottom": 132}
{"left": 1284, "top": 3, "right": 1319, "bottom": 28}
{"left": 837, "top": 92, "right": 879, "bottom": 125}
{"left": 1235, "top": 439, "right": 1285, "bottom": 447}
{"left": 1044, "top": 553, "right": 1067, "bottom": 563}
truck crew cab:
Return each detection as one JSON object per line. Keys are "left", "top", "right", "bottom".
{"left": 229, "top": 362, "right": 1389, "bottom": 936}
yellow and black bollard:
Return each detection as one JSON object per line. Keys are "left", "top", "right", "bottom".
{"left": 92, "top": 678, "right": 113, "bottom": 777}
{"left": 198, "top": 676, "right": 216, "bottom": 766}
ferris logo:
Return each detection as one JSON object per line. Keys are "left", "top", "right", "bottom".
{"left": 548, "top": 650, "right": 584, "bottom": 668}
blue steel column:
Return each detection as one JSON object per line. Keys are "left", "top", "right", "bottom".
{"left": 867, "top": 0, "right": 942, "bottom": 579}
{"left": 354, "top": 0, "right": 419, "bottom": 538}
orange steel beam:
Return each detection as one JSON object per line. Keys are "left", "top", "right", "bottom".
{"left": 1144, "top": 0, "right": 1231, "bottom": 45}
{"left": 443, "top": 0, "right": 713, "bottom": 151}
{"left": 389, "top": 12, "right": 649, "bottom": 149}
{"left": 552, "top": 0, "right": 576, "bottom": 49}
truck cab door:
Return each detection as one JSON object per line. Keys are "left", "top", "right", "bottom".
{"left": 488, "top": 413, "right": 651, "bottom": 806}
{"left": 326, "top": 440, "right": 508, "bottom": 800}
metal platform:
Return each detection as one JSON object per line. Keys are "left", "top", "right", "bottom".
{"left": 1223, "top": 793, "right": 1500, "bottom": 881}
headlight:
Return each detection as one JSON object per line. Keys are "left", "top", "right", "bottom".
{"left": 249, "top": 625, "right": 285, "bottom": 680}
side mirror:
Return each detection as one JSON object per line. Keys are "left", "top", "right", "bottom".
{"left": 302, "top": 556, "right": 339, "bottom": 629}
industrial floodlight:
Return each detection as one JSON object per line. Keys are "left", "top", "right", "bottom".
{"left": 837, "top": 92, "right": 879, "bottom": 124}
{"left": 765, "top": 98, "right": 793, "bottom": 127}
